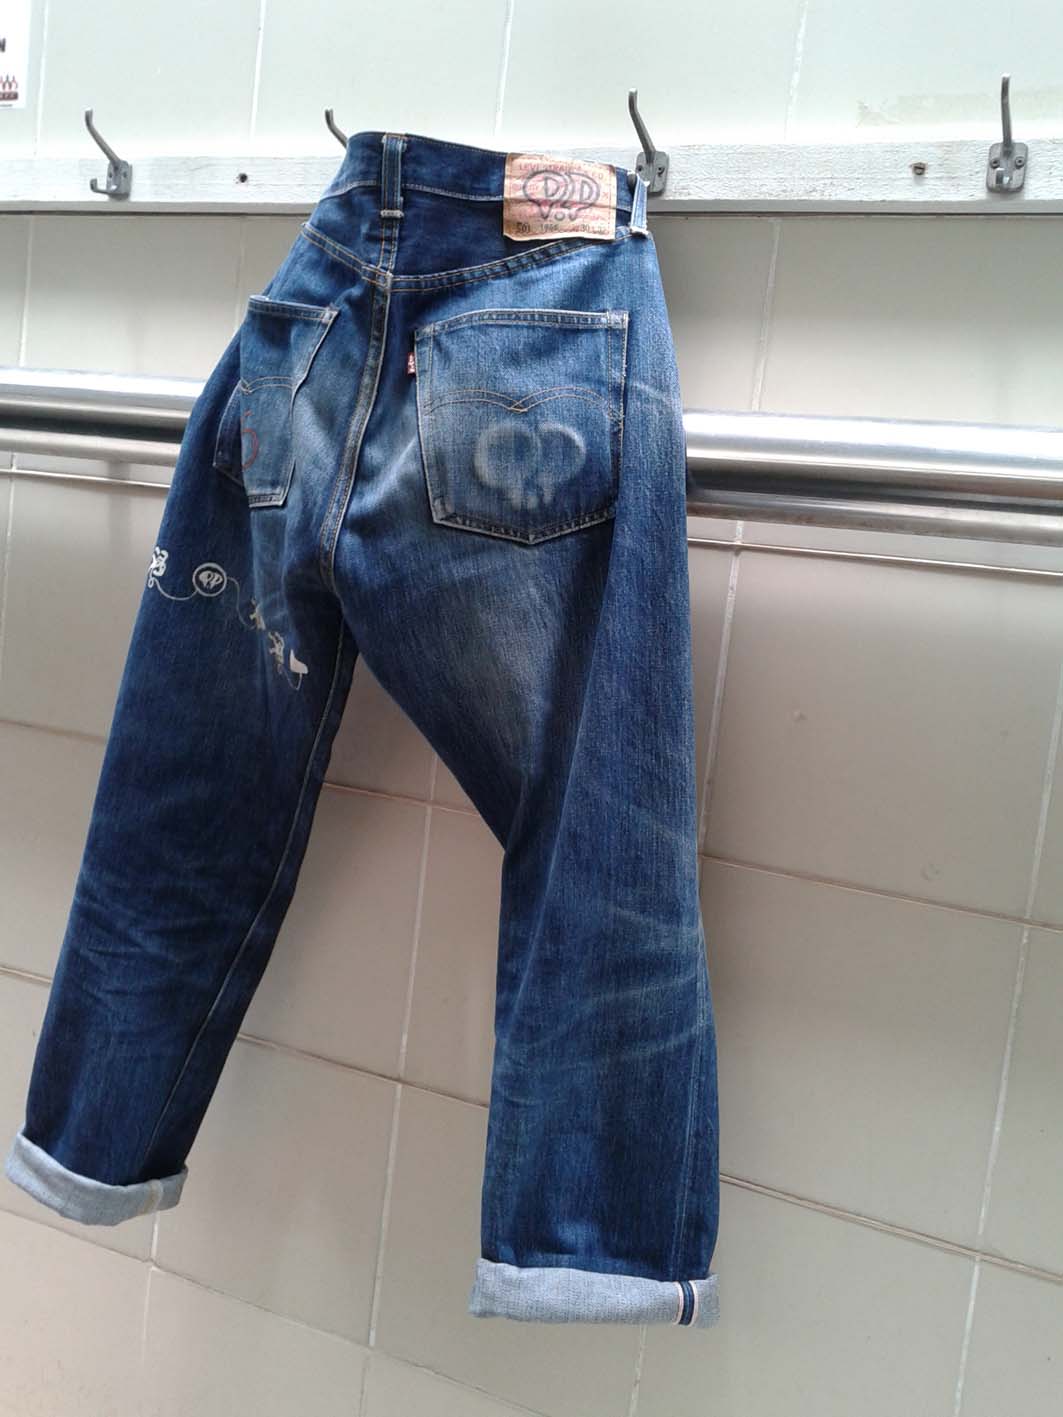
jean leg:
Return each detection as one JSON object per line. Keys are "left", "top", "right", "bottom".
{"left": 337, "top": 238, "right": 720, "bottom": 1326}
{"left": 4, "top": 329, "right": 358, "bottom": 1226}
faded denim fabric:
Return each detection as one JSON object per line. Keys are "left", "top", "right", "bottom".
{"left": 4, "top": 130, "right": 720, "bottom": 1328}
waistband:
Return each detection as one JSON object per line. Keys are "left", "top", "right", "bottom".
{"left": 318, "top": 129, "right": 647, "bottom": 231}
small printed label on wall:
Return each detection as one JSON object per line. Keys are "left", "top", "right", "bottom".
{"left": 0, "top": 1, "right": 30, "bottom": 109}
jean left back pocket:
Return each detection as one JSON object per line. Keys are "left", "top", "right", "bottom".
{"left": 413, "top": 306, "right": 629, "bottom": 545}
{"left": 213, "top": 294, "right": 339, "bottom": 508}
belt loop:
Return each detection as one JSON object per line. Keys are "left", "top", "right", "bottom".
{"left": 379, "top": 132, "right": 406, "bottom": 222}
{"left": 629, "top": 172, "right": 650, "bottom": 237}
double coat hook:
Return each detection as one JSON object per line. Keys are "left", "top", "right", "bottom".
{"left": 84, "top": 109, "right": 132, "bottom": 199}
{"left": 628, "top": 90, "right": 668, "bottom": 195}
{"left": 986, "top": 74, "right": 1027, "bottom": 192}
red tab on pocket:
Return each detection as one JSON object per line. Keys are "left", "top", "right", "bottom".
{"left": 406, "top": 350, "right": 416, "bottom": 374}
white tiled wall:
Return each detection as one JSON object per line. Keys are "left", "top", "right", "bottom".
{"left": 3, "top": 5, "right": 1063, "bottom": 1415}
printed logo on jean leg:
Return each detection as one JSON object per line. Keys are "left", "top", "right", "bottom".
{"left": 192, "top": 563, "right": 226, "bottom": 596}
{"left": 146, "top": 545, "right": 309, "bottom": 690}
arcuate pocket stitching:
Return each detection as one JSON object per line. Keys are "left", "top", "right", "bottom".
{"left": 413, "top": 307, "right": 629, "bottom": 546}
{"left": 213, "top": 294, "right": 339, "bottom": 509}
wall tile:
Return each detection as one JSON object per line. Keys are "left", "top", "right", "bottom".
{"left": 764, "top": 217, "right": 1063, "bottom": 428}
{"left": 154, "top": 1037, "right": 395, "bottom": 1343}
{"left": 328, "top": 656, "right": 436, "bottom": 801}
{"left": 20, "top": 213, "right": 249, "bottom": 486}
{"left": 0, "top": 1207, "right": 148, "bottom": 1415}
{"left": 654, "top": 215, "right": 776, "bottom": 414}
{"left": 705, "top": 548, "right": 1057, "bottom": 916}
{"left": 0, "top": 478, "right": 163, "bottom": 736}
{"left": 243, "top": 788, "right": 426, "bottom": 1078}
{"left": 142, "top": 1266, "right": 366, "bottom": 1417}
{"left": 364, "top": 1349, "right": 546, "bottom": 1417}
{"left": 501, "top": 0, "right": 802, "bottom": 146}
{"left": 0, "top": 721, "right": 104, "bottom": 975}
{"left": 981, "top": 928, "right": 1063, "bottom": 1275}
{"left": 403, "top": 806, "right": 501, "bottom": 1101}
{"left": 959, "top": 1262, "right": 1063, "bottom": 1417}
{"left": 702, "top": 860, "right": 1020, "bottom": 1245}
{"left": 254, "top": 0, "right": 508, "bottom": 147}
{"left": 790, "top": 1, "right": 1063, "bottom": 138}
{"left": 636, "top": 1184, "right": 973, "bottom": 1417}
{"left": 688, "top": 544, "right": 733, "bottom": 845}
{"left": 374, "top": 1085, "right": 638, "bottom": 1417}
{"left": 38, "top": 0, "right": 261, "bottom": 150}
{"left": 1032, "top": 740, "right": 1063, "bottom": 926}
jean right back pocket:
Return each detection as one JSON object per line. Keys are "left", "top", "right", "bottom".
{"left": 413, "top": 307, "right": 629, "bottom": 545}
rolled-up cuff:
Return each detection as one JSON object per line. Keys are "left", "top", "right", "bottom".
{"left": 468, "top": 1256, "right": 720, "bottom": 1327}
{"left": 3, "top": 1129, "right": 187, "bottom": 1226}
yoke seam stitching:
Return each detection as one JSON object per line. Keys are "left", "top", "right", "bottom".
{"left": 299, "top": 221, "right": 632, "bottom": 292}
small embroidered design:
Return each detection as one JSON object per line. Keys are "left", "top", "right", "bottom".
{"left": 406, "top": 349, "right": 416, "bottom": 375}
{"left": 147, "top": 545, "right": 169, "bottom": 587}
{"left": 146, "top": 545, "right": 309, "bottom": 691}
{"left": 240, "top": 410, "right": 260, "bottom": 469}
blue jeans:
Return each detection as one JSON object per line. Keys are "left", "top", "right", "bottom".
{"left": 4, "top": 131, "right": 720, "bottom": 1329}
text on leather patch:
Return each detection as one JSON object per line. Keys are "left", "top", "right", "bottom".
{"left": 502, "top": 152, "right": 617, "bottom": 242}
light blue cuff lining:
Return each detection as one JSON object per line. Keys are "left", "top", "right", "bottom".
{"left": 3, "top": 1129, "right": 187, "bottom": 1226}
{"left": 468, "top": 1256, "right": 720, "bottom": 1327}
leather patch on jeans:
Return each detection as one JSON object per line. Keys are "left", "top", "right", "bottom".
{"left": 502, "top": 152, "right": 617, "bottom": 241}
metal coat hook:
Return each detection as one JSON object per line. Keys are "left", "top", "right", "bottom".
{"left": 325, "top": 109, "right": 348, "bottom": 148}
{"left": 628, "top": 89, "right": 668, "bottom": 195}
{"left": 986, "top": 74, "right": 1027, "bottom": 193}
{"left": 84, "top": 109, "right": 132, "bottom": 199}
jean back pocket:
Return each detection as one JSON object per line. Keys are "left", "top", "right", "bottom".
{"left": 213, "top": 294, "right": 339, "bottom": 508}
{"left": 413, "top": 307, "right": 629, "bottom": 545}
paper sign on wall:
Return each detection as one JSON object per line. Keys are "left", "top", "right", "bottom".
{"left": 1, "top": 1, "right": 30, "bottom": 109}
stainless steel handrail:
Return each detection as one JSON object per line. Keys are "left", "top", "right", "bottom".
{"left": 3, "top": 368, "right": 1063, "bottom": 546}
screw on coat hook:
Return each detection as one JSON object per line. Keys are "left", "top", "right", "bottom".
{"left": 986, "top": 74, "right": 1027, "bottom": 193}
{"left": 628, "top": 89, "right": 669, "bottom": 195}
{"left": 84, "top": 109, "right": 132, "bottom": 198}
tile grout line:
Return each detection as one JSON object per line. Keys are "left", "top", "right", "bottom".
{"left": 627, "top": 1324, "right": 649, "bottom": 1417}
{"left": 248, "top": 0, "right": 267, "bottom": 144}
{"left": 783, "top": 0, "right": 812, "bottom": 140}
{"left": 695, "top": 184, "right": 786, "bottom": 856}
{"left": 951, "top": 655, "right": 1063, "bottom": 1416}
{"left": 365, "top": 754, "right": 436, "bottom": 1355}
{"left": 491, "top": 0, "right": 516, "bottom": 144}
{"left": 0, "top": 151, "right": 34, "bottom": 671}
{"left": 138, "top": 1261, "right": 154, "bottom": 1410}
{"left": 695, "top": 548, "right": 739, "bottom": 853}
{"left": 725, "top": 1173, "right": 1063, "bottom": 1286}
{"left": 695, "top": 851, "right": 1063, "bottom": 937}
{"left": 0, "top": 477, "right": 14, "bottom": 692}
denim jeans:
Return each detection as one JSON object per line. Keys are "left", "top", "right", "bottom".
{"left": 4, "top": 130, "right": 720, "bottom": 1329}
